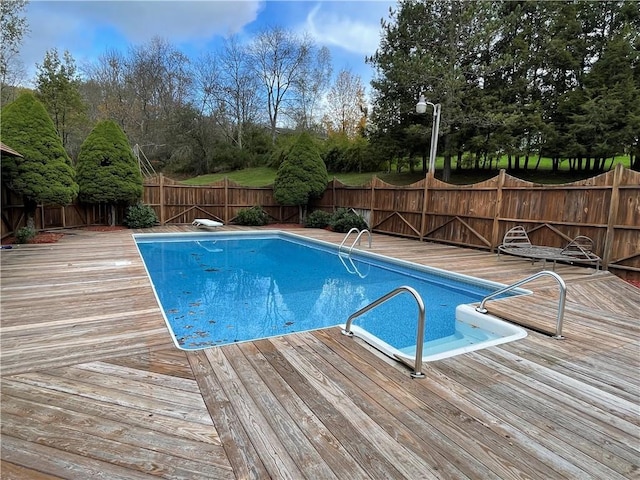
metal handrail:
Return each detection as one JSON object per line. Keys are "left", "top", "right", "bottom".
{"left": 475, "top": 270, "right": 567, "bottom": 339}
{"left": 339, "top": 228, "right": 361, "bottom": 254}
{"left": 349, "top": 229, "right": 372, "bottom": 254}
{"left": 342, "top": 286, "right": 426, "bottom": 378}
{"left": 338, "top": 228, "right": 372, "bottom": 256}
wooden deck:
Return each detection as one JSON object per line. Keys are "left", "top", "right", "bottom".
{"left": 1, "top": 226, "right": 638, "bottom": 479}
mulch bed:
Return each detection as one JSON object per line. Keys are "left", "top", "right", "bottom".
{"left": 1, "top": 225, "right": 126, "bottom": 245}
{"left": 2, "top": 232, "right": 65, "bottom": 245}
{"left": 266, "top": 223, "right": 304, "bottom": 229}
{"left": 627, "top": 279, "right": 640, "bottom": 289}
{"left": 82, "top": 226, "right": 127, "bottom": 232}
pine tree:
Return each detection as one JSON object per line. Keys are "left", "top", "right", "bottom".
{"left": 368, "top": 0, "right": 487, "bottom": 180}
{"left": 76, "top": 120, "right": 143, "bottom": 225}
{"left": 35, "top": 48, "right": 87, "bottom": 153}
{"left": 273, "top": 132, "right": 328, "bottom": 222}
{"left": 0, "top": 92, "right": 78, "bottom": 228}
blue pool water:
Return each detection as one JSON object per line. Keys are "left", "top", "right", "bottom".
{"left": 135, "top": 231, "right": 518, "bottom": 352}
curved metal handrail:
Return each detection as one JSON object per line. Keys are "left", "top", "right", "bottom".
{"left": 342, "top": 286, "right": 426, "bottom": 378}
{"left": 349, "top": 229, "right": 372, "bottom": 254}
{"left": 338, "top": 228, "right": 361, "bottom": 254}
{"left": 475, "top": 270, "right": 567, "bottom": 339}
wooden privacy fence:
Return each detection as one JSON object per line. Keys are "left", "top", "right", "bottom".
{"left": 313, "top": 164, "right": 639, "bottom": 278}
{"left": 2, "top": 165, "right": 638, "bottom": 278}
{"left": 142, "top": 174, "right": 300, "bottom": 226}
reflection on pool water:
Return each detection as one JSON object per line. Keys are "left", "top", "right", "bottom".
{"left": 134, "top": 231, "right": 527, "bottom": 361}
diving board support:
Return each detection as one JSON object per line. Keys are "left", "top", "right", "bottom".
{"left": 342, "top": 285, "right": 426, "bottom": 378}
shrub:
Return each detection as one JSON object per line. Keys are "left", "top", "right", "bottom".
{"left": 273, "top": 132, "right": 328, "bottom": 224}
{"left": 76, "top": 120, "right": 143, "bottom": 205}
{"left": 0, "top": 93, "right": 78, "bottom": 228}
{"left": 304, "top": 210, "right": 333, "bottom": 228}
{"left": 123, "top": 203, "right": 158, "bottom": 229}
{"left": 235, "top": 206, "right": 269, "bottom": 226}
{"left": 329, "top": 208, "right": 368, "bottom": 233}
{"left": 15, "top": 226, "right": 36, "bottom": 244}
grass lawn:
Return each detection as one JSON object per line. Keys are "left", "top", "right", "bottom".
{"left": 179, "top": 156, "right": 631, "bottom": 187}
{"left": 180, "top": 169, "right": 427, "bottom": 187}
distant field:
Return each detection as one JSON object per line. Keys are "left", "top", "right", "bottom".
{"left": 180, "top": 167, "right": 278, "bottom": 187}
{"left": 179, "top": 156, "right": 631, "bottom": 187}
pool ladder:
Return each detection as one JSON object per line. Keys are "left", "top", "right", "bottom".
{"left": 339, "top": 228, "right": 372, "bottom": 256}
{"left": 342, "top": 286, "right": 426, "bottom": 379}
{"left": 338, "top": 228, "right": 372, "bottom": 278}
{"left": 475, "top": 270, "right": 567, "bottom": 339}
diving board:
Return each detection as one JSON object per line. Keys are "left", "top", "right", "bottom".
{"left": 192, "top": 219, "right": 224, "bottom": 228}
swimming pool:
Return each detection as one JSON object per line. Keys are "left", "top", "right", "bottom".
{"left": 134, "top": 231, "right": 527, "bottom": 362}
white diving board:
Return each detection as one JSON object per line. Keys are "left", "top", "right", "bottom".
{"left": 192, "top": 219, "right": 224, "bottom": 228}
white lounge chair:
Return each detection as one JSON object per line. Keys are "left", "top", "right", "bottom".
{"left": 192, "top": 219, "right": 224, "bottom": 228}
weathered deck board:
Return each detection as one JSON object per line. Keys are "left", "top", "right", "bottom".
{"left": 311, "top": 328, "right": 607, "bottom": 479}
{"left": 248, "top": 337, "right": 416, "bottom": 479}
{"left": 290, "top": 330, "right": 543, "bottom": 479}
{"left": 186, "top": 349, "right": 270, "bottom": 479}
{"left": 1, "top": 226, "right": 638, "bottom": 479}
{"left": 236, "top": 340, "right": 374, "bottom": 479}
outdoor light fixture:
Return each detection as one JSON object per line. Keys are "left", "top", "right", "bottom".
{"left": 416, "top": 94, "right": 441, "bottom": 177}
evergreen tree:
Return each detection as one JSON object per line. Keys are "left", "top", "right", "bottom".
{"left": 483, "top": 1, "right": 545, "bottom": 171}
{"left": 76, "top": 120, "right": 143, "bottom": 225}
{"left": 368, "top": 0, "right": 488, "bottom": 180}
{"left": 273, "top": 132, "right": 328, "bottom": 222}
{"left": 0, "top": 92, "right": 78, "bottom": 228}
{"left": 369, "top": 0, "right": 638, "bottom": 176}
{"left": 35, "top": 48, "right": 87, "bottom": 155}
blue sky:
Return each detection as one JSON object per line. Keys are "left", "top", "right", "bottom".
{"left": 20, "top": 0, "right": 398, "bottom": 91}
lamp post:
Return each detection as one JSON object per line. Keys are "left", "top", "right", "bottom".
{"left": 416, "top": 94, "right": 441, "bottom": 178}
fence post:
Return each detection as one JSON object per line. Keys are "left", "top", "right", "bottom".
{"left": 419, "top": 174, "right": 431, "bottom": 241}
{"left": 602, "top": 163, "right": 623, "bottom": 270}
{"left": 159, "top": 173, "right": 166, "bottom": 225}
{"left": 224, "top": 177, "right": 229, "bottom": 223}
{"left": 490, "top": 169, "right": 506, "bottom": 251}
{"left": 332, "top": 178, "right": 336, "bottom": 212}
{"left": 370, "top": 177, "right": 376, "bottom": 228}
{"left": 39, "top": 205, "right": 45, "bottom": 230}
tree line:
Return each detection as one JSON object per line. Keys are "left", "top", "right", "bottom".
{"left": 1, "top": 0, "right": 370, "bottom": 176}
{"left": 2, "top": 0, "right": 639, "bottom": 181}
{"left": 368, "top": 0, "right": 640, "bottom": 180}
{"left": 1, "top": 91, "right": 330, "bottom": 230}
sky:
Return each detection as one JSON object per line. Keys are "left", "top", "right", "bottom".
{"left": 19, "top": 0, "right": 398, "bottom": 92}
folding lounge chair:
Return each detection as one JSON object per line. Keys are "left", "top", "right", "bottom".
{"left": 498, "top": 226, "right": 532, "bottom": 249}
{"left": 192, "top": 218, "right": 224, "bottom": 228}
{"left": 560, "top": 236, "right": 601, "bottom": 270}
{"left": 498, "top": 226, "right": 601, "bottom": 271}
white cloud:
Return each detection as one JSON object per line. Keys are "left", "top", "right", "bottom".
{"left": 15, "top": 0, "right": 395, "bottom": 89}
{"left": 304, "top": 2, "right": 390, "bottom": 56}
{"left": 19, "top": 0, "right": 263, "bottom": 83}
{"left": 60, "top": 0, "right": 263, "bottom": 43}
